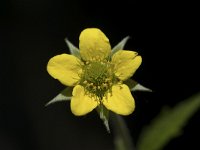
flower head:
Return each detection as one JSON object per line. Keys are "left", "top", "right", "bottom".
{"left": 47, "top": 28, "right": 142, "bottom": 116}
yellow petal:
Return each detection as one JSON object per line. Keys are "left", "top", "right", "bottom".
{"left": 71, "top": 85, "right": 98, "bottom": 116}
{"left": 103, "top": 84, "right": 135, "bottom": 115}
{"left": 47, "top": 54, "right": 82, "bottom": 86}
{"left": 112, "top": 50, "right": 142, "bottom": 81}
{"left": 79, "top": 28, "right": 111, "bottom": 61}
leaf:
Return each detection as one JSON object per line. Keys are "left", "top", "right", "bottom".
{"left": 96, "top": 104, "right": 110, "bottom": 133}
{"left": 111, "top": 36, "right": 130, "bottom": 55}
{"left": 124, "top": 79, "right": 152, "bottom": 92}
{"left": 64, "top": 38, "right": 81, "bottom": 58}
{"left": 137, "top": 92, "right": 200, "bottom": 150}
{"left": 45, "top": 87, "right": 73, "bottom": 106}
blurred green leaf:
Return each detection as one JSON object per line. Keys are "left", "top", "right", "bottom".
{"left": 45, "top": 87, "right": 73, "bottom": 106}
{"left": 111, "top": 36, "right": 130, "bottom": 55}
{"left": 124, "top": 79, "right": 152, "bottom": 92}
{"left": 137, "top": 92, "right": 200, "bottom": 150}
{"left": 64, "top": 38, "right": 81, "bottom": 58}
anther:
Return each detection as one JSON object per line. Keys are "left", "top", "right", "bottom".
{"left": 93, "top": 86, "right": 97, "bottom": 90}
{"left": 102, "top": 83, "right": 108, "bottom": 88}
{"left": 83, "top": 80, "right": 88, "bottom": 84}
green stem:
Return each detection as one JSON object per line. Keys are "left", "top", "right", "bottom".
{"left": 110, "top": 113, "right": 136, "bottom": 150}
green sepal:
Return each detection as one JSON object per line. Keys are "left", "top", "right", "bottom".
{"left": 45, "top": 87, "right": 73, "bottom": 106}
{"left": 111, "top": 36, "right": 130, "bottom": 55}
{"left": 124, "top": 79, "right": 152, "bottom": 92}
{"left": 137, "top": 92, "right": 200, "bottom": 150}
{"left": 96, "top": 104, "right": 110, "bottom": 133}
{"left": 64, "top": 38, "right": 81, "bottom": 59}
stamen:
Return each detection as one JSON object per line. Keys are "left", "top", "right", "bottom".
{"left": 80, "top": 59, "right": 118, "bottom": 101}
{"left": 83, "top": 80, "right": 87, "bottom": 84}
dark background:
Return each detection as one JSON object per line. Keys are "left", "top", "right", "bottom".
{"left": 0, "top": 0, "right": 199, "bottom": 150}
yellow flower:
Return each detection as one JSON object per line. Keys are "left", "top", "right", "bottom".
{"left": 47, "top": 28, "right": 142, "bottom": 116}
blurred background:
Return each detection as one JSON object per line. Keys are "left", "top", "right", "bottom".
{"left": 0, "top": 0, "right": 199, "bottom": 150}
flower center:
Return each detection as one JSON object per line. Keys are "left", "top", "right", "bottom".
{"left": 80, "top": 60, "right": 117, "bottom": 101}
